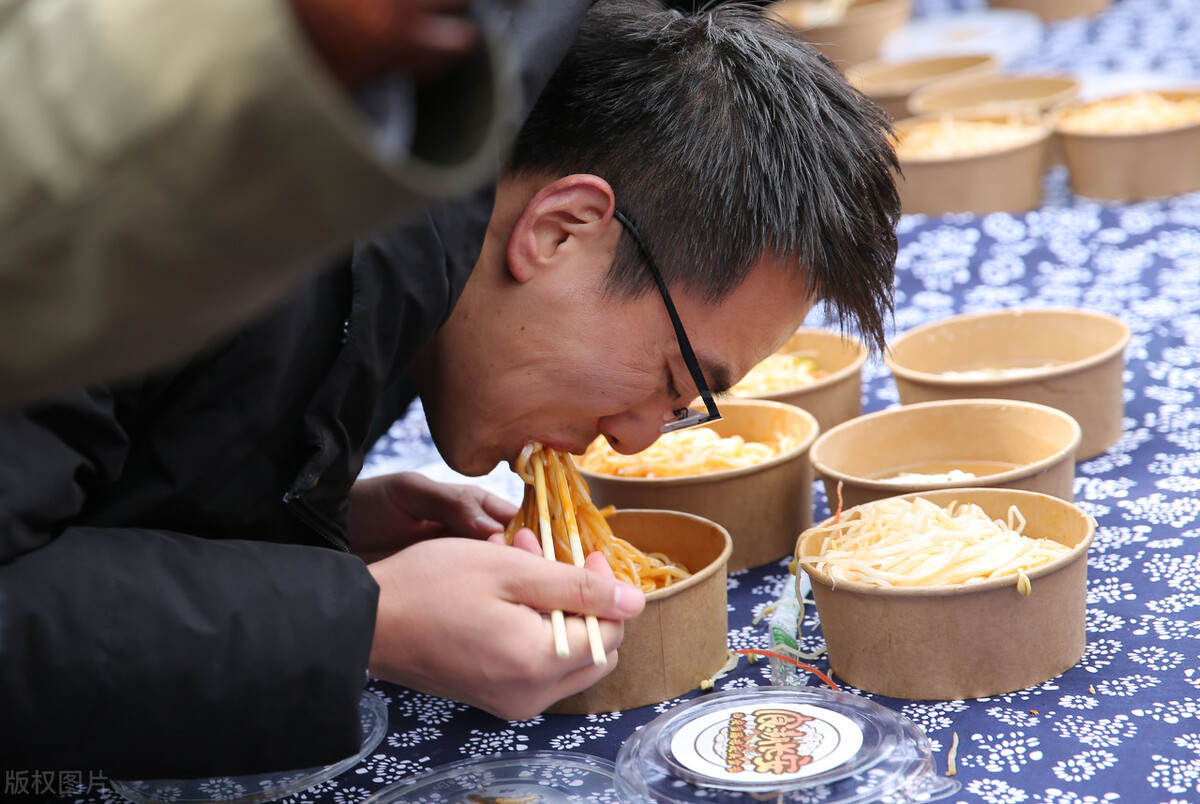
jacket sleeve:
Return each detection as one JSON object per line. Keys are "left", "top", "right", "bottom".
{"left": 0, "top": 393, "right": 380, "bottom": 779}
{"left": 0, "top": 0, "right": 514, "bottom": 406}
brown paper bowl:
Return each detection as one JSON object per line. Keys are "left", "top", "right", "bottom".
{"left": 810, "top": 398, "right": 1081, "bottom": 510}
{"left": 732, "top": 327, "right": 867, "bottom": 434}
{"left": 547, "top": 509, "right": 732, "bottom": 714}
{"left": 884, "top": 308, "right": 1130, "bottom": 460}
{"left": 1052, "top": 89, "right": 1200, "bottom": 201}
{"left": 988, "top": 0, "right": 1109, "bottom": 22}
{"left": 849, "top": 54, "right": 999, "bottom": 120}
{"left": 770, "top": 0, "right": 913, "bottom": 67}
{"left": 796, "top": 487, "right": 1095, "bottom": 700}
{"left": 907, "top": 72, "right": 1080, "bottom": 117}
{"left": 580, "top": 399, "right": 819, "bottom": 572}
{"left": 894, "top": 111, "right": 1052, "bottom": 215}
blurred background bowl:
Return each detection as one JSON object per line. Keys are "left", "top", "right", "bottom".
{"left": 580, "top": 399, "right": 819, "bottom": 571}
{"left": 987, "top": 0, "right": 1110, "bottom": 22}
{"left": 548, "top": 509, "right": 732, "bottom": 714}
{"left": 907, "top": 71, "right": 1079, "bottom": 118}
{"left": 848, "top": 53, "right": 998, "bottom": 120}
{"left": 796, "top": 487, "right": 1095, "bottom": 700}
{"left": 770, "top": 0, "right": 913, "bottom": 67}
{"left": 893, "top": 110, "right": 1052, "bottom": 215}
{"left": 884, "top": 307, "right": 1130, "bottom": 460}
{"left": 731, "top": 327, "right": 867, "bottom": 435}
{"left": 810, "top": 398, "right": 1081, "bottom": 510}
{"left": 1052, "top": 88, "right": 1200, "bottom": 201}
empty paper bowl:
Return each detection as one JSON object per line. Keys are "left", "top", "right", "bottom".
{"left": 770, "top": 0, "right": 913, "bottom": 67}
{"left": 1052, "top": 89, "right": 1200, "bottom": 201}
{"left": 848, "top": 53, "right": 998, "bottom": 120}
{"left": 893, "top": 111, "right": 1052, "bottom": 215}
{"left": 907, "top": 72, "right": 1080, "bottom": 117}
{"left": 731, "top": 327, "right": 867, "bottom": 434}
{"left": 809, "top": 398, "right": 1081, "bottom": 511}
{"left": 884, "top": 308, "right": 1130, "bottom": 460}
{"left": 579, "top": 399, "right": 819, "bottom": 571}
{"left": 988, "top": 0, "right": 1109, "bottom": 22}
{"left": 547, "top": 509, "right": 732, "bottom": 714}
{"left": 795, "top": 487, "right": 1095, "bottom": 700}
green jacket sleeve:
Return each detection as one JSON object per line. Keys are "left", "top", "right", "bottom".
{"left": 0, "top": 0, "right": 514, "bottom": 405}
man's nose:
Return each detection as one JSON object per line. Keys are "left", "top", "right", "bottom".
{"left": 596, "top": 405, "right": 672, "bottom": 455}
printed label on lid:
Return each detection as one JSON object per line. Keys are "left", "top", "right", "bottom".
{"left": 668, "top": 702, "right": 864, "bottom": 786}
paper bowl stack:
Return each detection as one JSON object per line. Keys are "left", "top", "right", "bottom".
{"left": 579, "top": 399, "right": 819, "bottom": 572}
{"left": 1052, "top": 88, "right": 1200, "bottom": 201}
{"left": 848, "top": 53, "right": 998, "bottom": 120}
{"left": 987, "top": 0, "right": 1109, "bottom": 22}
{"left": 884, "top": 308, "right": 1130, "bottom": 460}
{"left": 906, "top": 72, "right": 1079, "bottom": 118}
{"left": 795, "top": 487, "right": 1095, "bottom": 700}
{"left": 770, "top": 0, "right": 912, "bottom": 67}
{"left": 809, "top": 398, "right": 1081, "bottom": 510}
{"left": 731, "top": 327, "right": 867, "bottom": 435}
{"left": 548, "top": 509, "right": 732, "bottom": 714}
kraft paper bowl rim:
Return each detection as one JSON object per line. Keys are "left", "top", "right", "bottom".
{"left": 808, "top": 398, "right": 1082, "bottom": 490}
{"left": 796, "top": 487, "right": 1096, "bottom": 596}
{"left": 613, "top": 508, "right": 734, "bottom": 603}
{"left": 733, "top": 328, "right": 867, "bottom": 402}
{"left": 1051, "top": 87, "right": 1200, "bottom": 140}
{"left": 578, "top": 399, "right": 819, "bottom": 487}
{"left": 893, "top": 111, "right": 1052, "bottom": 165}
{"left": 884, "top": 308, "right": 1132, "bottom": 384}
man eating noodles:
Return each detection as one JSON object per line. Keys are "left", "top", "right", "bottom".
{"left": 0, "top": 0, "right": 899, "bottom": 781}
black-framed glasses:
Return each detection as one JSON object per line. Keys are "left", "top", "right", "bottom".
{"left": 613, "top": 209, "right": 722, "bottom": 434}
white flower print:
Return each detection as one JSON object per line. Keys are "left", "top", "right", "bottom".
{"left": 355, "top": 753, "right": 431, "bottom": 785}
{"left": 388, "top": 726, "right": 441, "bottom": 748}
{"left": 965, "top": 777, "right": 1031, "bottom": 803}
{"left": 1129, "top": 645, "right": 1186, "bottom": 671}
{"left": 1051, "top": 714, "right": 1136, "bottom": 748}
{"left": 459, "top": 729, "right": 529, "bottom": 756}
{"left": 959, "top": 732, "right": 1043, "bottom": 773}
{"left": 1050, "top": 749, "right": 1118, "bottom": 783}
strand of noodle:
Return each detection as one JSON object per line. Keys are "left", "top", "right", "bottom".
{"left": 532, "top": 452, "right": 570, "bottom": 659}
{"left": 551, "top": 457, "right": 607, "bottom": 667}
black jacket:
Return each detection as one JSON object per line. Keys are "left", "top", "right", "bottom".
{"left": 0, "top": 0, "right": 592, "bottom": 778}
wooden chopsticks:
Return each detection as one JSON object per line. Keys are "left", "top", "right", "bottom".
{"left": 531, "top": 450, "right": 607, "bottom": 666}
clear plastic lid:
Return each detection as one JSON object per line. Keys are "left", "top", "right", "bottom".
{"left": 111, "top": 690, "right": 388, "bottom": 804}
{"left": 615, "top": 686, "right": 960, "bottom": 803}
{"left": 363, "top": 750, "right": 620, "bottom": 804}
{"left": 879, "top": 9, "right": 1044, "bottom": 66}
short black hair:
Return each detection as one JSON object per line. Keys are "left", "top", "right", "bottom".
{"left": 506, "top": 0, "right": 899, "bottom": 353}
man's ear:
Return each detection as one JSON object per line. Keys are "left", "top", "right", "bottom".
{"left": 506, "top": 174, "right": 617, "bottom": 283}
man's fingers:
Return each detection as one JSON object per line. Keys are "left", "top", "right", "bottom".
{"left": 507, "top": 553, "right": 645, "bottom": 621}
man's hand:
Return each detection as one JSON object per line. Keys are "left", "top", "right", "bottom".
{"left": 349, "top": 472, "right": 517, "bottom": 563}
{"left": 366, "top": 537, "right": 646, "bottom": 720}
{"left": 285, "top": 0, "right": 482, "bottom": 88}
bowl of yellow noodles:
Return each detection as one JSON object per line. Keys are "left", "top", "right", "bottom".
{"left": 731, "top": 327, "right": 867, "bottom": 435}
{"left": 578, "top": 399, "right": 819, "bottom": 571}
{"left": 795, "top": 487, "right": 1094, "bottom": 700}
{"left": 547, "top": 508, "right": 732, "bottom": 714}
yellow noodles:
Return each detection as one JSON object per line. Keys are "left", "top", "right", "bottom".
{"left": 578, "top": 427, "right": 793, "bottom": 478}
{"left": 1056, "top": 91, "right": 1200, "bottom": 134}
{"left": 731, "top": 353, "right": 825, "bottom": 395}
{"left": 798, "top": 496, "right": 1070, "bottom": 593}
{"left": 896, "top": 117, "right": 1045, "bottom": 160}
{"left": 505, "top": 442, "right": 690, "bottom": 592}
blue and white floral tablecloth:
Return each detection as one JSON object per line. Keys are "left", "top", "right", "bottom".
{"left": 57, "top": 0, "right": 1200, "bottom": 802}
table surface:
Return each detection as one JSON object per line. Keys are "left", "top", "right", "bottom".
{"left": 66, "top": 0, "right": 1200, "bottom": 802}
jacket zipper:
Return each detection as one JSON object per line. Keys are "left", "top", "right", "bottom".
{"left": 283, "top": 492, "right": 350, "bottom": 553}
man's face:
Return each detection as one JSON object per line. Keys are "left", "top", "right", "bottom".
{"left": 418, "top": 241, "right": 815, "bottom": 478}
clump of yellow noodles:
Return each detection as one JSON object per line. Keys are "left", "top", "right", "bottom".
{"left": 895, "top": 116, "right": 1045, "bottom": 160}
{"left": 1055, "top": 91, "right": 1200, "bottom": 135}
{"left": 505, "top": 442, "right": 690, "bottom": 592}
{"left": 731, "top": 353, "right": 825, "bottom": 395}
{"left": 798, "top": 496, "right": 1071, "bottom": 595}
{"left": 578, "top": 427, "right": 794, "bottom": 478}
